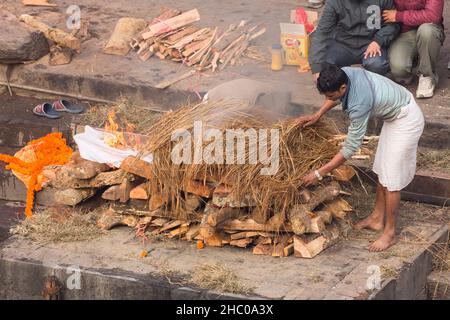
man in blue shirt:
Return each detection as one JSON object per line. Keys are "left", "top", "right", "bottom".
{"left": 296, "top": 63, "right": 424, "bottom": 252}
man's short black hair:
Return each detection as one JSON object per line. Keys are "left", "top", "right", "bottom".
{"left": 317, "top": 63, "right": 349, "bottom": 94}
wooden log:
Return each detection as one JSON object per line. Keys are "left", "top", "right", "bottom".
{"left": 102, "top": 185, "right": 121, "bottom": 201}
{"left": 69, "top": 161, "right": 110, "bottom": 180}
{"left": 169, "top": 28, "right": 210, "bottom": 50}
{"left": 288, "top": 182, "right": 341, "bottom": 235}
{"left": 90, "top": 169, "right": 129, "bottom": 187}
{"left": 164, "top": 26, "right": 199, "bottom": 44}
{"left": 294, "top": 224, "right": 340, "bottom": 259}
{"left": 119, "top": 178, "right": 132, "bottom": 203}
{"left": 149, "top": 192, "right": 167, "bottom": 211}
{"left": 183, "top": 180, "right": 214, "bottom": 198}
{"left": 309, "top": 214, "right": 326, "bottom": 233}
{"left": 130, "top": 183, "right": 149, "bottom": 200}
{"left": 323, "top": 199, "right": 352, "bottom": 220}
{"left": 120, "top": 156, "right": 153, "bottom": 179}
{"left": 158, "top": 220, "right": 184, "bottom": 233}
{"left": 104, "top": 17, "right": 147, "bottom": 56}
{"left": 169, "top": 225, "right": 190, "bottom": 238}
{"left": 230, "top": 231, "right": 271, "bottom": 240}
{"left": 19, "top": 14, "right": 81, "bottom": 52}
{"left": 142, "top": 9, "right": 200, "bottom": 39}
{"left": 204, "top": 231, "right": 225, "bottom": 247}
{"left": 206, "top": 207, "right": 242, "bottom": 227}
{"left": 230, "top": 238, "right": 253, "bottom": 248}
{"left": 22, "top": 0, "right": 57, "bottom": 7}
{"left": 272, "top": 235, "right": 291, "bottom": 257}
{"left": 182, "top": 38, "right": 211, "bottom": 57}
{"left": 315, "top": 210, "right": 333, "bottom": 224}
{"left": 252, "top": 243, "right": 272, "bottom": 255}
{"left": 151, "top": 218, "right": 168, "bottom": 227}
{"left": 35, "top": 188, "right": 96, "bottom": 206}
{"left": 222, "top": 218, "right": 293, "bottom": 232}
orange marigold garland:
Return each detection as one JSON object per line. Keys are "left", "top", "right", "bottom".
{"left": 0, "top": 132, "right": 73, "bottom": 217}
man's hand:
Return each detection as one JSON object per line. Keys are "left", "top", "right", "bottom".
{"left": 364, "top": 41, "right": 382, "bottom": 59}
{"left": 313, "top": 73, "right": 320, "bottom": 83}
{"left": 294, "top": 113, "right": 321, "bottom": 127}
{"left": 302, "top": 171, "right": 319, "bottom": 187}
{"left": 382, "top": 10, "right": 397, "bottom": 23}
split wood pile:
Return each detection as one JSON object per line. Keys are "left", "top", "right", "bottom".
{"left": 129, "top": 7, "right": 266, "bottom": 71}
{"left": 38, "top": 102, "right": 366, "bottom": 258}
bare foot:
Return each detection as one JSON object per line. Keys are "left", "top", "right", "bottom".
{"left": 369, "top": 233, "right": 397, "bottom": 252}
{"left": 354, "top": 213, "right": 384, "bottom": 231}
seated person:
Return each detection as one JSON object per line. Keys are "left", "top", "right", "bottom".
{"left": 384, "top": 0, "right": 445, "bottom": 98}
{"left": 309, "top": 0, "right": 400, "bottom": 81}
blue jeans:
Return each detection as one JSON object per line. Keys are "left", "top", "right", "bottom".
{"left": 326, "top": 40, "right": 390, "bottom": 75}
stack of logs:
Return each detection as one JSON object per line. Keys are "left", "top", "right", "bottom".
{"left": 130, "top": 8, "right": 266, "bottom": 72}
{"left": 39, "top": 151, "right": 356, "bottom": 259}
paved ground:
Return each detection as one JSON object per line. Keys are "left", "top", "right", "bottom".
{"left": 0, "top": 192, "right": 448, "bottom": 299}
{"left": 0, "top": 0, "right": 449, "bottom": 125}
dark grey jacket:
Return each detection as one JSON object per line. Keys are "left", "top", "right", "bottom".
{"left": 309, "top": 0, "right": 401, "bottom": 73}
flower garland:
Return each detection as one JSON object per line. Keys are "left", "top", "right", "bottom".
{"left": 0, "top": 132, "right": 73, "bottom": 217}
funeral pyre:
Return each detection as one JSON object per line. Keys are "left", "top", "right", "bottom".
{"left": 16, "top": 100, "right": 371, "bottom": 259}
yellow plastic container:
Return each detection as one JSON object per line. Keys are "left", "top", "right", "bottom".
{"left": 271, "top": 44, "right": 284, "bottom": 71}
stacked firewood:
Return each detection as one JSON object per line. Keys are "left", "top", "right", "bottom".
{"left": 39, "top": 152, "right": 356, "bottom": 259}
{"left": 130, "top": 8, "right": 266, "bottom": 72}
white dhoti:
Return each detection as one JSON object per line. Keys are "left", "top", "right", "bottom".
{"left": 372, "top": 94, "right": 425, "bottom": 192}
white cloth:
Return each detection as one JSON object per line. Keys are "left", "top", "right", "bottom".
{"left": 373, "top": 93, "right": 424, "bottom": 191}
{"left": 74, "top": 126, "right": 153, "bottom": 168}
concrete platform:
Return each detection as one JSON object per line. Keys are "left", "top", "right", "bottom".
{"left": 0, "top": 0, "right": 450, "bottom": 149}
{"left": 0, "top": 202, "right": 447, "bottom": 300}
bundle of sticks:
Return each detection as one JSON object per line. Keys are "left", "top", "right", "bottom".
{"left": 130, "top": 8, "right": 266, "bottom": 71}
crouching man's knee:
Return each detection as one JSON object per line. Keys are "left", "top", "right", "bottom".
{"left": 417, "top": 23, "right": 444, "bottom": 44}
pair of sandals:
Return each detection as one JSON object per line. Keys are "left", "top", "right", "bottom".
{"left": 33, "top": 100, "right": 84, "bottom": 119}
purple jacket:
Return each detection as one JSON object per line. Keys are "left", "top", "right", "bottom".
{"left": 395, "top": 0, "right": 444, "bottom": 32}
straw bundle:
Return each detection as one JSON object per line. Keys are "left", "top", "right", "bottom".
{"left": 139, "top": 100, "right": 340, "bottom": 224}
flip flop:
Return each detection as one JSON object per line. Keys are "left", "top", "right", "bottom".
{"left": 52, "top": 99, "right": 84, "bottom": 114}
{"left": 33, "top": 103, "right": 62, "bottom": 119}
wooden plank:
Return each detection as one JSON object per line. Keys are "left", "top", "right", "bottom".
{"left": 142, "top": 9, "right": 200, "bottom": 39}
{"left": 159, "top": 220, "right": 184, "bottom": 233}
{"left": 151, "top": 218, "right": 169, "bottom": 227}
{"left": 164, "top": 26, "right": 199, "bottom": 44}
{"left": 222, "top": 218, "right": 292, "bottom": 232}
